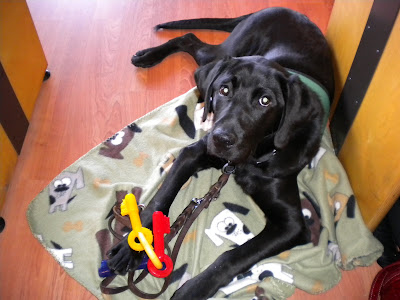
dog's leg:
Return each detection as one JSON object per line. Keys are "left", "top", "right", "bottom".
{"left": 107, "top": 135, "right": 224, "bottom": 274}
{"left": 171, "top": 175, "right": 309, "bottom": 300}
{"left": 132, "top": 33, "right": 220, "bottom": 68}
{"left": 138, "top": 136, "right": 222, "bottom": 224}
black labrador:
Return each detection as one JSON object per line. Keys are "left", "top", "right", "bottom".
{"left": 108, "top": 7, "right": 334, "bottom": 299}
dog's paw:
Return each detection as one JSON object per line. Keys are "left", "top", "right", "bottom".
{"left": 107, "top": 239, "right": 143, "bottom": 274}
{"left": 131, "top": 48, "right": 165, "bottom": 68}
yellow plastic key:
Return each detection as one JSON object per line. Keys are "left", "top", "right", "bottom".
{"left": 120, "top": 194, "right": 163, "bottom": 269}
{"left": 120, "top": 194, "right": 153, "bottom": 251}
{"left": 120, "top": 193, "right": 141, "bottom": 229}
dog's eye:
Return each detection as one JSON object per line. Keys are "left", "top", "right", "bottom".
{"left": 219, "top": 85, "right": 229, "bottom": 96}
{"left": 259, "top": 96, "right": 271, "bottom": 107}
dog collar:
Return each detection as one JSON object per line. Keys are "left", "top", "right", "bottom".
{"left": 286, "top": 69, "right": 330, "bottom": 128}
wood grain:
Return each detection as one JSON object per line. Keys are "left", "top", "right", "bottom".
{"left": 0, "top": 1, "right": 381, "bottom": 299}
{"left": 325, "top": 0, "right": 374, "bottom": 114}
{"left": 339, "top": 13, "right": 400, "bottom": 231}
{"left": 0, "top": 125, "right": 18, "bottom": 212}
{"left": 0, "top": 0, "right": 48, "bottom": 120}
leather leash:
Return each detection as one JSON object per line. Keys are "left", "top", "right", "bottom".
{"left": 101, "top": 166, "right": 233, "bottom": 298}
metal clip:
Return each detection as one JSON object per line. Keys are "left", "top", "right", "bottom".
{"left": 222, "top": 162, "right": 235, "bottom": 174}
{"left": 191, "top": 198, "right": 203, "bottom": 207}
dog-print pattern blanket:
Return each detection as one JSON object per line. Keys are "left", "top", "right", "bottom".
{"left": 27, "top": 87, "right": 383, "bottom": 300}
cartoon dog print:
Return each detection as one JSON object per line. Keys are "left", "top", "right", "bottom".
{"left": 252, "top": 287, "right": 269, "bottom": 300}
{"left": 48, "top": 167, "right": 85, "bottom": 213}
{"left": 328, "top": 193, "right": 355, "bottom": 223}
{"left": 49, "top": 241, "right": 73, "bottom": 269}
{"left": 99, "top": 123, "right": 142, "bottom": 159}
{"left": 205, "top": 209, "right": 254, "bottom": 247}
{"left": 36, "top": 235, "right": 73, "bottom": 269}
{"left": 301, "top": 192, "right": 322, "bottom": 246}
{"left": 221, "top": 262, "right": 293, "bottom": 296}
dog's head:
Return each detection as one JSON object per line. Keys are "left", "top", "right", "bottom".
{"left": 195, "top": 56, "right": 323, "bottom": 166}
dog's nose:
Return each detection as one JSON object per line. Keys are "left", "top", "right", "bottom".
{"left": 212, "top": 128, "right": 236, "bottom": 147}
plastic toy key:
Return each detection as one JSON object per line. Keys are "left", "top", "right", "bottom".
{"left": 147, "top": 211, "right": 174, "bottom": 278}
{"left": 120, "top": 194, "right": 162, "bottom": 269}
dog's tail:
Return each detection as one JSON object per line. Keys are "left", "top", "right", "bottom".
{"left": 155, "top": 14, "right": 252, "bottom": 32}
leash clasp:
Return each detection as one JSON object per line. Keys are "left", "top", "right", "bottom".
{"left": 191, "top": 197, "right": 204, "bottom": 208}
{"left": 222, "top": 162, "right": 235, "bottom": 174}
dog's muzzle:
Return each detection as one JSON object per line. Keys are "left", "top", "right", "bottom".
{"left": 211, "top": 128, "right": 237, "bottom": 149}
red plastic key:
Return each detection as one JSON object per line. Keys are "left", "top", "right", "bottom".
{"left": 147, "top": 211, "right": 174, "bottom": 278}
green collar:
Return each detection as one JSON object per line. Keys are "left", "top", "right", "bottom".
{"left": 286, "top": 69, "right": 330, "bottom": 128}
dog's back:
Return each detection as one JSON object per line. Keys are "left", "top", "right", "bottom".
{"left": 156, "top": 7, "right": 334, "bottom": 98}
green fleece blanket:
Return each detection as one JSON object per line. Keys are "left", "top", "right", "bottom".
{"left": 27, "top": 87, "right": 382, "bottom": 300}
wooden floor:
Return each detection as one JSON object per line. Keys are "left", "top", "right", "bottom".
{"left": 0, "top": 0, "right": 381, "bottom": 299}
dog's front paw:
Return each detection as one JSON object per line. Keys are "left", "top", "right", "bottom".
{"left": 107, "top": 239, "right": 143, "bottom": 274}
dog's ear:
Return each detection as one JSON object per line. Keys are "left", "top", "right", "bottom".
{"left": 274, "top": 76, "right": 324, "bottom": 150}
{"left": 194, "top": 59, "right": 230, "bottom": 122}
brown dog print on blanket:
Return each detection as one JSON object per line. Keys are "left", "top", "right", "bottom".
{"left": 99, "top": 123, "right": 142, "bottom": 159}
{"left": 97, "top": 187, "right": 143, "bottom": 259}
{"left": 301, "top": 192, "right": 321, "bottom": 246}
{"left": 253, "top": 287, "right": 269, "bottom": 300}
{"left": 48, "top": 167, "right": 85, "bottom": 213}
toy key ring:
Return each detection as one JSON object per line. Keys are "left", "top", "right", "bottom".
{"left": 120, "top": 194, "right": 163, "bottom": 269}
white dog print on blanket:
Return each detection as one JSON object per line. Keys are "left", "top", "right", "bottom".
{"left": 205, "top": 209, "right": 254, "bottom": 246}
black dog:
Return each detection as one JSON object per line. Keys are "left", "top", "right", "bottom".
{"left": 108, "top": 7, "right": 334, "bottom": 299}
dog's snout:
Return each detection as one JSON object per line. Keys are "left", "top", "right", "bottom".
{"left": 212, "top": 128, "right": 236, "bottom": 147}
